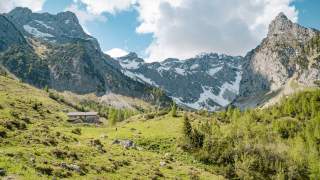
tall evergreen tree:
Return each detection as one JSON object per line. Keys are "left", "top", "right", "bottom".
{"left": 183, "top": 113, "right": 192, "bottom": 138}
{"left": 171, "top": 102, "right": 177, "bottom": 117}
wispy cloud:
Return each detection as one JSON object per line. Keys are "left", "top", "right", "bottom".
{"left": 65, "top": 3, "right": 107, "bottom": 34}
{"left": 0, "top": 0, "right": 46, "bottom": 13}
{"left": 67, "top": 0, "right": 298, "bottom": 62}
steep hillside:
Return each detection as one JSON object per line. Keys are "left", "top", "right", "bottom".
{"left": 0, "top": 7, "right": 171, "bottom": 106}
{"left": 237, "top": 13, "right": 320, "bottom": 108}
{"left": 116, "top": 52, "right": 243, "bottom": 111}
{"left": 182, "top": 89, "right": 320, "bottom": 179}
{"left": 0, "top": 75, "right": 222, "bottom": 179}
{"left": 0, "top": 15, "right": 50, "bottom": 88}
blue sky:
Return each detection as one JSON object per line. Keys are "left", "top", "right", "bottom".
{"left": 42, "top": 0, "right": 152, "bottom": 57}
{"left": 294, "top": 0, "right": 320, "bottom": 30}
{"left": 4, "top": 0, "right": 319, "bottom": 61}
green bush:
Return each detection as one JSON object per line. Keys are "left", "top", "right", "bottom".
{"left": 71, "top": 128, "right": 82, "bottom": 135}
{"left": 182, "top": 90, "right": 320, "bottom": 179}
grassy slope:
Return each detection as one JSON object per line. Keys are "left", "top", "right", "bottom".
{"left": 0, "top": 76, "right": 222, "bottom": 179}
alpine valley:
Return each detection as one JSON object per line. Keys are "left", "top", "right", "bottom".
{"left": 1, "top": 6, "right": 320, "bottom": 180}
{"left": 1, "top": 8, "right": 319, "bottom": 111}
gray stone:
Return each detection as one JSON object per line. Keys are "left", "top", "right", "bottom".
{"left": 0, "top": 168, "right": 6, "bottom": 176}
{"left": 160, "top": 161, "right": 166, "bottom": 167}
{"left": 117, "top": 52, "right": 243, "bottom": 111}
{"left": 121, "top": 140, "right": 135, "bottom": 149}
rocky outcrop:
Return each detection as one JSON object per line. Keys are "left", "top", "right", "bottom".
{"left": 0, "top": 15, "right": 27, "bottom": 51}
{"left": 0, "top": 8, "right": 171, "bottom": 106}
{"left": 237, "top": 13, "right": 320, "bottom": 108}
{"left": 116, "top": 52, "right": 243, "bottom": 111}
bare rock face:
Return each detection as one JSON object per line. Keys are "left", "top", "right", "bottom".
{"left": 237, "top": 13, "right": 320, "bottom": 108}
{"left": 0, "top": 8, "right": 172, "bottom": 106}
{"left": 0, "top": 15, "right": 26, "bottom": 51}
{"left": 116, "top": 52, "right": 243, "bottom": 111}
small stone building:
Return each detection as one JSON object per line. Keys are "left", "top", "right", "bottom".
{"left": 67, "top": 112, "right": 100, "bottom": 124}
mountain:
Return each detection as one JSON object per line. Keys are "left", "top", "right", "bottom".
{"left": 0, "top": 14, "right": 51, "bottom": 87}
{"left": 115, "top": 12, "right": 320, "bottom": 111}
{"left": 236, "top": 13, "right": 320, "bottom": 108}
{"left": 1, "top": 8, "right": 319, "bottom": 111}
{"left": 0, "top": 7, "right": 171, "bottom": 107}
{"left": 115, "top": 52, "right": 243, "bottom": 111}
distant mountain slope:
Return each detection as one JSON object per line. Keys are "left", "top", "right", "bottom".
{"left": 0, "top": 7, "right": 171, "bottom": 107}
{"left": 1, "top": 8, "right": 319, "bottom": 111}
{"left": 0, "top": 14, "right": 50, "bottom": 87}
{"left": 115, "top": 52, "right": 243, "bottom": 111}
{"left": 236, "top": 13, "right": 320, "bottom": 108}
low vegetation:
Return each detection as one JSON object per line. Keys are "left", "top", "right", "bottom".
{"left": 1, "top": 74, "right": 320, "bottom": 179}
{"left": 181, "top": 90, "right": 320, "bottom": 179}
{"left": 0, "top": 75, "right": 221, "bottom": 179}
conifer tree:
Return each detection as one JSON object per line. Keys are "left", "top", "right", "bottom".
{"left": 183, "top": 113, "right": 192, "bottom": 138}
{"left": 171, "top": 102, "right": 177, "bottom": 117}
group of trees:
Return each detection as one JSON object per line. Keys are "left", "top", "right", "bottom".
{"left": 80, "top": 100, "right": 137, "bottom": 126}
{"left": 0, "top": 46, "right": 50, "bottom": 88}
{"left": 182, "top": 90, "right": 320, "bottom": 179}
{"left": 304, "top": 35, "right": 320, "bottom": 55}
{"left": 47, "top": 90, "right": 137, "bottom": 125}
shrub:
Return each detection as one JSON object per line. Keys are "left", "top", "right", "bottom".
{"left": 36, "top": 165, "right": 54, "bottom": 175}
{"left": 171, "top": 102, "right": 177, "bottom": 117}
{"left": 0, "top": 127, "right": 7, "bottom": 138}
{"left": 144, "top": 113, "right": 155, "bottom": 120}
{"left": 273, "top": 117, "right": 302, "bottom": 138}
{"left": 182, "top": 90, "right": 320, "bottom": 179}
{"left": 71, "top": 128, "right": 82, "bottom": 135}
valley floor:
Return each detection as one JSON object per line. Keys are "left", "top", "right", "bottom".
{"left": 0, "top": 76, "right": 222, "bottom": 179}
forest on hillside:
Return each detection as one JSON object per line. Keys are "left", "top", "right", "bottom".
{"left": 182, "top": 90, "right": 320, "bottom": 179}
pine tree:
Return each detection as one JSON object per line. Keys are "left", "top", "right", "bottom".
{"left": 108, "top": 109, "right": 117, "bottom": 126}
{"left": 171, "top": 102, "right": 177, "bottom": 117}
{"left": 44, "top": 85, "right": 49, "bottom": 93}
{"left": 183, "top": 113, "right": 192, "bottom": 138}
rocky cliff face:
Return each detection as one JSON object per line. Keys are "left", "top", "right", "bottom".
{"left": 0, "top": 7, "right": 171, "bottom": 106}
{"left": 1, "top": 8, "right": 319, "bottom": 111}
{"left": 6, "top": 7, "right": 96, "bottom": 45}
{"left": 0, "top": 15, "right": 27, "bottom": 51}
{"left": 237, "top": 13, "right": 320, "bottom": 108}
{"left": 116, "top": 52, "right": 243, "bottom": 111}
{"left": 0, "top": 14, "right": 50, "bottom": 87}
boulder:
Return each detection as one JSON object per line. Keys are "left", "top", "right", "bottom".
{"left": 0, "top": 168, "right": 6, "bottom": 176}
{"left": 121, "top": 140, "right": 135, "bottom": 149}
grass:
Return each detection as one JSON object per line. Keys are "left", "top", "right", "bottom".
{"left": 0, "top": 76, "right": 223, "bottom": 179}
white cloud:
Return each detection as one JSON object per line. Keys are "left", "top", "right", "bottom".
{"left": 0, "top": 0, "right": 46, "bottom": 13}
{"left": 72, "top": 0, "right": 298, "bottom": 62}
{"left": 65, "top": 4, "right": 107, "bottom": 34}
{"left": 105, "top": 48, "right": 129, "bottom": 58}
{"left": 135, "top": 0, "right": 298, "bottom": 61}
{"left": 66, "top": 4, "right": 107, "bottom": 23}
{"left": 77, "top": 0, "right": 136, "bottom": 14}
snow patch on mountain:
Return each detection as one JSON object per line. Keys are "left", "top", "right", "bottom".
{"left": 158, "top": 66, "right": 170, "bottom": 73}
{"left": 172, "top": 86, "right": 225, "bottom": 111}
{"left": 175, "top": 67, "right": 186, "bottom": 75}
{"left": 120, "top": 60, "right": 141, "bottom": 70}
{"left": 122, "top": 70, "right": 158, "bottom": 87}
{"left": 190, "top": 64, "right": 199, "bottom": 70}
{"left": 220, "top": 71, "right": 242, "bottom": 95}
{"left": 207, "top": 66, "right": 223, "bottom": 76}
{"left": 23, "top": 24, "right": 54, "bottom": 38}
{"left": 34, "top": 20, "right": 54, "bottom": 30}
{"left": 117, "top": 52, "right": 243, "bottom": 111}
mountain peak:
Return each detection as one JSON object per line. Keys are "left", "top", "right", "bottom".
{"left": 9, "top": 7, "right": 32, "bottom": 15}
{"left": 119, "top": 52, "right": 138, "bottom": 59}
{"left": 274, "top": 12, "right": 288, "bottom": 21}
{"left": 268, "top": 12, "right": 293, "bottom": 36}
{"left": 57, "top": 11, "right": 78, "bottom": 22}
